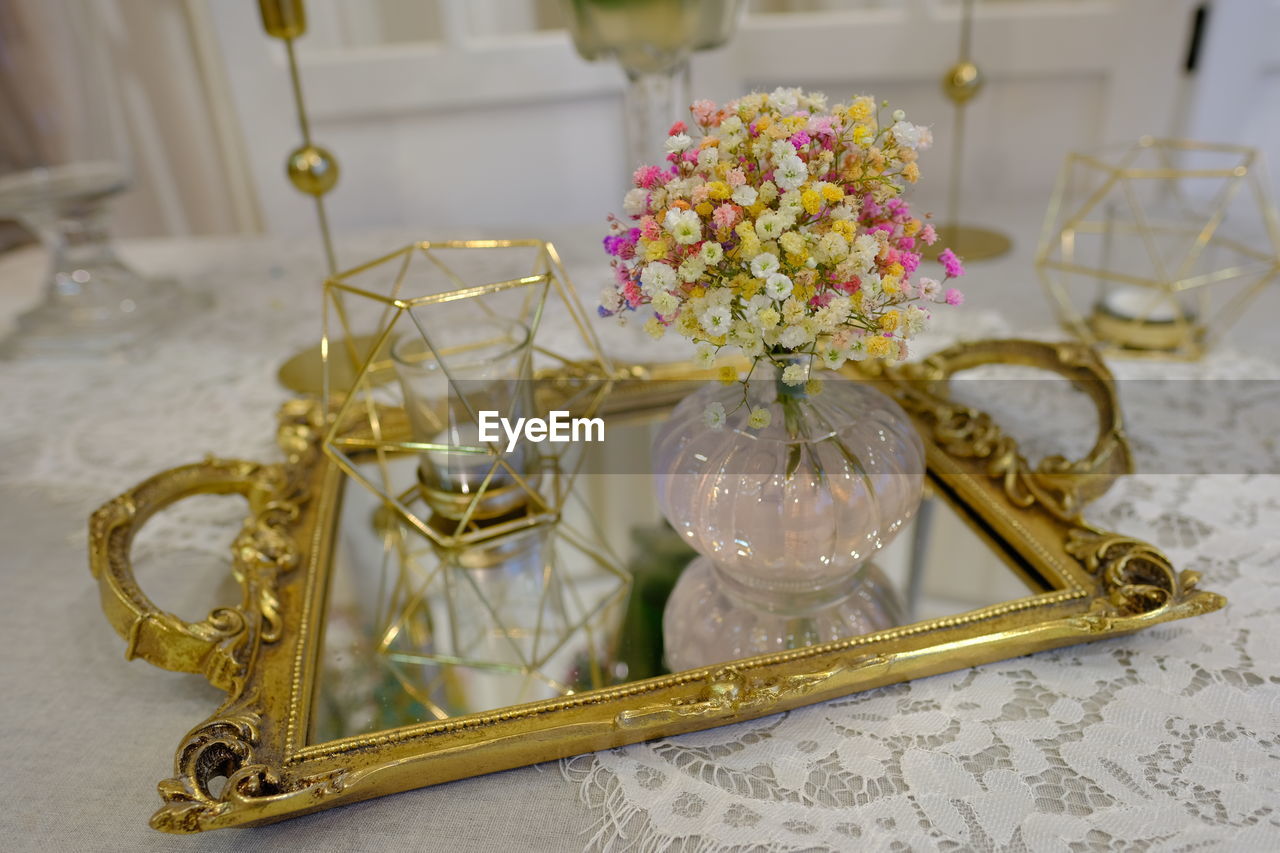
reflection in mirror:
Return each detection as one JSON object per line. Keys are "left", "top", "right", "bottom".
{"left": 311, "top": 415, "right": 1041, "bottom": 744}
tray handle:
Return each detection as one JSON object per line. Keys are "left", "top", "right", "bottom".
{"left": 88, "top": 457, "right": 298, "bottom": 692}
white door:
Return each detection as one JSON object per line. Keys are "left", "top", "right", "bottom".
{"left": 201, "top": 0, "right": 1200, "bottom": 238}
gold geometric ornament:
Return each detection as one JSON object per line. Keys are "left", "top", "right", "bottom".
{"left": 320, "top": 239, "right": 616, "bottom": 550}
{"left": 1035, "top": 137, "right": 1280, "bottom": 359}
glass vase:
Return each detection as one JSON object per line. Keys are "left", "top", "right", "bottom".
{"left": 654, "top": 358, "right": 925, "bottom": 671}
{"left": 0, "top": 0, "right": 189, "bottom": 358}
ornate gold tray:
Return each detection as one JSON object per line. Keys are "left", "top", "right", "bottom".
{"left": 87, "top": 339, "right": 1224, "bottom": 833}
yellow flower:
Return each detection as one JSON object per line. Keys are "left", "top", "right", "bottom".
{"left": 643, "top": 239, "right": 668, "bottom": 262}
{"left": 695, "top": 201, "right": 714, "bottom": 217}
{"left": 904, "top": 219, "right": 922, "bottom": 237}
{"left": 755, "top": 114, "right": 773, "bottom": 133}
{"left": 902, "top": 162, "right": 920, "bottom": 184}
{"left": 852, "top": 125, "right": 872, "bottom": 145}
{"left": 689, "top": 285, "right": 706, "bottom": 299}
{"left": 796, "top": 281, "right": 817, "bottom": 302}
{"left": 747, "top": 200, "right": 767, "bottom": 219}
{"left": 757, "top": 307, "right": 780, "bottom": 328}
{"left": 766, "top": 123, "right": 789, "bottom": 140}
{"left": 717, "top": 365, "right": 738, "bottom": 385}
{"left": 848, "top": 97, "right": 873, "bottom": 123}
{"left": 821, "top": 183, "right": 844, "bottom": 204}
{"left": 676, "top": 311, "right": 700, "bottom": 335}
{"left": 644, "top": 318, "right": 665, "bottom": 340}
{"left": 867, "top": 335, "right": 893, "bottom": 357}
{"left": 782, "top": 115, "right": 807, "bottom": 133}
{"left": 881, "top": 275, "right": 901, "bottom": 295}
{"left": 739, "top": 276, "right": 762, "bottom": 299}
{"left": 879, "top": 310, "right": 900, "bottom": 332}
{"left": 887, "top": 262, "right": 904, "bottom": 279}
{"left": 706, "top": 181, "right": 732, "bottom": 200}
{"left": 801, "top": 189, "right": 822, "bottom": 216}
{"left": 779, "top": 231, "right": 807, "bottom": 255}
{"left": 831, "top": 220, "right": 855, "bottom": 242}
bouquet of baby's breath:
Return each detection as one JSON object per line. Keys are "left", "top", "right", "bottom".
{"left": 600, "top": 88, "right": 966, "bottom": 426}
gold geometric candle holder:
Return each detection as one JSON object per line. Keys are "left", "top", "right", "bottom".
{"left": 320, "top": 239, "right": 615, "bottom": 550}
{"left": 1036, "top": 137, "right": 1280, "bottom": 359}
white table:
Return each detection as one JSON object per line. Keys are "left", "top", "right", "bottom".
{"left": 2, "top": 214, "right": 1278, "bottom": 851}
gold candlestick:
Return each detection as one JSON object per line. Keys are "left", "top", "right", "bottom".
{"left": 257, "top": 0, "right": 380, "bottom": 395}
{"left": 926, "top": 0, "right": 1011, "bottom": 262}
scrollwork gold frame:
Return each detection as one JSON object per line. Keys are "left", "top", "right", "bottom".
{"left": 87, "top": 339, "right": 1224, "bottom": 833}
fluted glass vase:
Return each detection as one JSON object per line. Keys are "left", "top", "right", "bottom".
{"left": 654, "top": 358, "right": 924, "bottom": 671}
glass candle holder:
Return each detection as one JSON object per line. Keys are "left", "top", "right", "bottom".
{"left": 391, "top": 318, "right": 537, "bottom": 521}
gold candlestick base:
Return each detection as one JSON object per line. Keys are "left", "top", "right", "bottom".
{"left": 923, "top": 223, "right": 1011, "bottom": 262}
{"left": 277, "top": 333, "right": 394, "bottom": 396}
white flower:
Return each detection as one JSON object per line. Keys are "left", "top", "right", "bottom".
{"left": 778, "top": 190, "right": 804, "bottom": 217}
{"left": 830, "top": 204, "right": 855, "bottom": 221}
{"left": 774, "top": 154, "right": 808, "bottom": 191}
{"left": 651, "top": 290, "right": 678, "bottom": 316}
{"left": 764, "top": 273, "right": 793, "bottom": 300}
{"left": 770, "top": 140, "right": 796, "bottom": 162}
{"left": 697, "top": 147, "right": 719, "bottom": 169}
{"left": 890, "top": 120, "right": 927, "bottom": 150}
{"left": 640, "top": 261, "right": 676, "bottom": 296}
{"left": 756, "top": 307, "right": 780, "bottom": 329}
{"left": 664, "top": 208, "right": 702, "bottom": 245}
{"left": 892, "top": 109, "right": 906, "bottom": 122}
{"left": 778, "top": 323, "right": 812, "bottom": 348}
{"left": 740, "top": 336, "right": 765, "bottom": 358}
{"left": 755, "top": 212, "right": 786, "bottom": 241}
{"left": 750, "top": 252, "right": 780, "bottom": 279}
{"left": 802, "top": 91, "right": 828, "bottom": 112}
{"left": 731, "top": 184, "right": 758, "bottom": 206}
{"left": 767, "top": 86, "right": 801, "bottom": 115}
{"left": 757, "top": 181, "right": 779, "bottom": 204}
{"left": 919, "top": 277, "right": 942, "bottom": 301}
{"left": 699, "top": 241, "right": 724, "bottom": 266}
{"left": 694, "top": 341, "right": 717, "bottom": 368}
{"left": 902, "top": 304, "right": 928, "bottom": 337}
{"left": 816, "top": 232, "right": 849, "bottom": 263}
{"left": 741, "top": 294, "right": 770, "bottom": 319}
{"left": 781, "top": 363, "right": 809, "bottom": 386}
{"left": 821, "top": 348, "right": 845, "bottom": 370}
{"left": 623, "top": 187, "right": 648, "bottom": 216}
{"left": 703, "top": 401, "right": 726, "bottom": 430}
{"left": 665, "top": 132, "right": 693, "bottom": 154}
{"left": 861, "top": 272, "right": 883, "bottom": 299}
{"left": 599, "top": 286, "right": 622, "bottom": 313}
{"left": 700, "top": 306, "right": 732, "bottom": 336}
{"left": 677, "top": 257, "right": 706, "bottom": 283}
{"left": 747, "top": 407, "right": 772, "bottom": 429}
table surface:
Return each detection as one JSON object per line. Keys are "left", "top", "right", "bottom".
{"left": 2, "top": 210, "right": 1279, "bottom": 852}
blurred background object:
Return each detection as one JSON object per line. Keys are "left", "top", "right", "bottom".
{"left": 0, "top": 1, "right": 1276, "bottom": 255}
{"left": 562, "top": 0, "right": 745, "bottom": 173}
{"left": 0, "top": 0, "right": 195, "bottom": 355}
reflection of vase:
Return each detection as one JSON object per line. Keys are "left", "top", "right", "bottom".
{"left": 654, "top": 358, "right": 924, "bottom": 671}
{"left": 563, "top": 0, "right": 744, "bottom": 170}
{"left": 391, "top": 317, "right": 537, "bottom": 521}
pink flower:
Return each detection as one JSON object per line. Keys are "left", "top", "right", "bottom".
{"left": 668, "top": 120, "right": 687, "bottom": 136}
{"left": 691, "top": 184, "right": 711, "bottom": 205}
{"left": 789, "top": 131, "right": 811, "bottom": 150}
{"left": 945, "top": 288, "right": 964, "bottom": 306}
{"left": 640, "top": 216, "right": 661, "bottom": 241}
{"left": 920, "top": 224, "right": 937, "bottom": 246}
{"left": 712, "top": 203, "right": 739, "bottom": 230}
{"left": 691, "top": 100, "right": 719, "bottom": 126}
{"left": 938, "top": 248, "right": 965, "bottom": 278}
{"left": 899, "top": 250, "right": 920, "bottom": 273}
{"left": 727, "top": 168, "right": 746, "bottom": 187}
{"left": 633, "top": 165, "right": 663, "bottom": 189}
{"left": 622, "top": 280, "right": 642, "bottom": 307}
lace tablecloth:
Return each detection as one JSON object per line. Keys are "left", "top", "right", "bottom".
{"left": 2, "top": 234, "right": 1277, "bottom": 851}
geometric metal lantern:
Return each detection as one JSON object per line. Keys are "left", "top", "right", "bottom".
{"left": 1036, "top": 137, "right": 1280, "bottom": 359}
{"left": 320, "top": 239, "right": 616, "bottom": 549}
{"left": 317, "top": 239, "right": 629, "bottom": 715}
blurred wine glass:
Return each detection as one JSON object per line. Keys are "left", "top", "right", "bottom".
{"left": 563, "top": 0, "right": 744, "bottom": 173}
{"left": 0, "top": 0, "right": 189, "bottom": 357}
